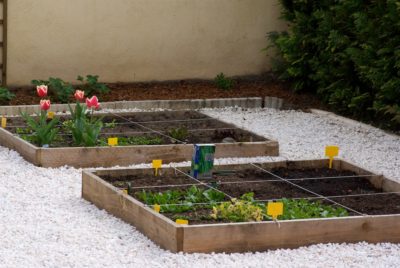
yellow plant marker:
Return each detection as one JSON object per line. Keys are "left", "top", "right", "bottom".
{"left": 108, "top": 137, "right": 118, "bottom": 146}
{"left": 152, "top": 159, "right": 162, "bottom": 176}
{"left": 175, "top": 219, "right": 189, "bottom": 225}
{"left": 1, "top": 117, "right": 6, "bottom": 128}
{"left": 47, "top": 111, "right": 55, "bottom": 119}
{"left": 325, "top": 145, "right": 339, "bottom": 169}
{"left": 267, "top": 202, "right": 283, "bottom": 220}
{"left": 122, "top": 189, "right": 128, "bottom": 195}
{"left": 153, "top": 204, "right": 161, "bottom": 213}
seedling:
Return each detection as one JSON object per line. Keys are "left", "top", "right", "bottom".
{"left": 104, "top": 119, "right": 117, "bottom": 128}
{"left": 0, "top": 87, "right": 15, "bottom": 104}
{"left": 168, "top": 127, "right": 189, "bottom": 142}
{"left": 77, "top": 75, "right": 110, "bottom": 96}
{"left": 214, "top": 73, "right": 234, "bottom": 90}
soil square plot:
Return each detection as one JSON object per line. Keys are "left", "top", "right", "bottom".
{"left": 82, "top": 159, "right": 400, "bottom": 253}
{"left": 0, "top": 111, "right": 278, "bottom": 167}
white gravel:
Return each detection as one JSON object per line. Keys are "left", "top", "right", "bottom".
{"left": 1, "top": 107, "right": 400, "bottom": 267}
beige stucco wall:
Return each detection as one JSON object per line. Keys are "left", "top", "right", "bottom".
{"left": 7, "top": 0, "right": 286, "bottom": 86}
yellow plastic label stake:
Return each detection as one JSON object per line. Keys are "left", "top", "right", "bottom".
{"left": 325, "top": 145, "right": 339, "bottom": 169}
{"left": 267, "top": 202, "right": 283, "bottom": 220}
{"left": 153, "top": 204, "right": 161, "bottom": 213}
{"left": 47, "top": 111, "right": 55, "bottom": 119}
{"left": 122, "top": 189, "right": 128, "bottom": 195}
{"left": 1, "top": 117, "right": 6, "bottom": 128}
{"left": 108, "top": 137, "right": 118, "bottom": 146}
{"left": 175, "top": 219, "right": 189, "bottom": 225}
{"left": 152, "top": 159, "right": 162, "bottom": 176}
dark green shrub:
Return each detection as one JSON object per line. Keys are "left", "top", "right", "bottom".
{"left": 214, "top": 73, "right": 234, "bottom": 90}
{"left": 268, "top": 0, "right": 400, "bottom": 130}
{"left": 0, "top": 87, "right": 15, "bottom": 104}
{"left": 32, "top": 77, "right": 74, "bottom": 103}
{"left": 77, "top": 75, "right": 109, "bottom": 96}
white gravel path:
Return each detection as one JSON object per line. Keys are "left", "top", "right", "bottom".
{"left": 1, "top": 107, "right": 400, "bottom": 267}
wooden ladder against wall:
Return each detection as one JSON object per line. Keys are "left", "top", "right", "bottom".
{"left": 0, "top": 0, "right": 7, "bottom": 86}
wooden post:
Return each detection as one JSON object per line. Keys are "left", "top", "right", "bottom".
{"left": 1, "top": 0, "right": 7, "bottom": 86}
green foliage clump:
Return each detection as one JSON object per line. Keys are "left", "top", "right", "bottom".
{"left": 214, "top": 73, "right": 234, "bottom": 90}
{"left": 124, "top": 136, "right": 163, "bottom": 145}
{"left": 67, "top": 102, "right": 103, "bottom": 147}
{"left": 77, "top": 75, "right": 110, "bottom": 96}
{"left": 135, "top": 186, "right": 225, "bottom": 213}
{"left": 211, "top": 193, "right": 348, "bottom": 222}
{"left": 16, "top": 127, "right": 35, "bottom": 143}
{"left": 104, "top": 119, "right": 117, "bottom": 128}
{"left": 32, "top": 78, "right": 74, "bottom": 103}
{"left": 0, "top": 87, "right": 15, "bottom": 104}
{"left": 168, "top": 127, "right": 189, "bottom": 141}
{"left": 280, "top": 198, "right": 348, "bottom": 220}
{"left": 21, "top": 111, "right": 59, "bottom": 146}
{"left": 268, "top": 0, "right": 400, "bottom": 130}
{"left": 211, "top": 193, "right": 264, "bottom": 222}
{"left": 98, "top": 135, "right": 163, "bottom": 146}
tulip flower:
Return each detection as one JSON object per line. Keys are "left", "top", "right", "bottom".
{"left": 74, "top": 90, "right": 85, "bottom": 101}
{"left": 40, "top": 99, "right": 51, "bottom": 111}
{"left": 86, "top": 96, "right": 100, "bottom": 109}
{"left": 37, "top": 85, "right": 48, "bottom": 98}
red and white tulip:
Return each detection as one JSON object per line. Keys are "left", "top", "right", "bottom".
{"left": 40, "top": 99, "right": 51, "bottom": 111}
{"left": 74, "top": 90, "right": 85, "bottom": 101}
{"left": 85, "top": 96, "right": 100, "bottom": 109}
{"left": 37, "top": 85, "right": 48, "bottom": 98}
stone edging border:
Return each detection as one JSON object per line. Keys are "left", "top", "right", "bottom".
{"left": 0, "top": 96, "right": 286, "bottom": 116}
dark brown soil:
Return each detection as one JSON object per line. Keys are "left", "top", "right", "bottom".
{"left": 7, "top": 77, "right": 325, "bottom": 110}
{"left": 5, "top": 111, "right": 264, "bottom": 147}
{"left": 101, "top": 166, "right": 400, "bottom": 224}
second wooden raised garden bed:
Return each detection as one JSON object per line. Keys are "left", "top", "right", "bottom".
{"left": 82, "top": 159, "right": 400, "bottom": 253}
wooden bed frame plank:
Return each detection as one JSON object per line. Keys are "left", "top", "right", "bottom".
{"left": 0, "top": 127, "right": 38, "bottom": 165}
{"left": 182, "top": 215, "right": 400, "bottom": 253}
{"left": 82, "top": 171, "right": 181, "bottom": 252}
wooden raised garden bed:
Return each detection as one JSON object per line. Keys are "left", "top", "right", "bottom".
{"left": 82, "top": 159, "right": 400, "bottom": 253}
{"left": 0, "top": 110, "right": 278, "bottom": 167}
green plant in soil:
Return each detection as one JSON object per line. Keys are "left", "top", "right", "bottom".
{"left": 214, "top": 72, "right": 234, "bottom": 90}
{"left": 212, "top": 193, "right": 348, "bottom": 222}
{"left": 0, "top": 87, "right": 15, "bottom": 104}
{"left": 21, "top": 111, "right": 59, "bottom": 146}
{"left": 67, "top": 102, "right": 103, "bottom": 147}
{"left": 98, "top": 136, "right": 163, "bottom": 146}
{"left": 16, "top": 127, "right": 32, "bottom": 135}
{"left": 133, "top": 186, "right": 349, "bottom": 223}
{"left": 168, "top": 127, "right": 189, "bottom": 141}
{"left": 77, "top": 75, "right": 110, "bottom": 96}
{"left": 32, "top": 78, "right": 74, "bottom": 103}
{"left": 104, "top": 119, "right": 117, "bottom": 128}
{"left": 211, "top": 192, "right": 264, "bottom": 222}
{"left": 61, "top": 120, "right": 74, "bottom": 132}
{"left": 279, "top": 198, "right": 348, "bottom": 220}
{"left": 16, "top": 127, "right": 35, "bottom": 143}
{"left": 135, "top": 186, "right": 226, "bottom": 213}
